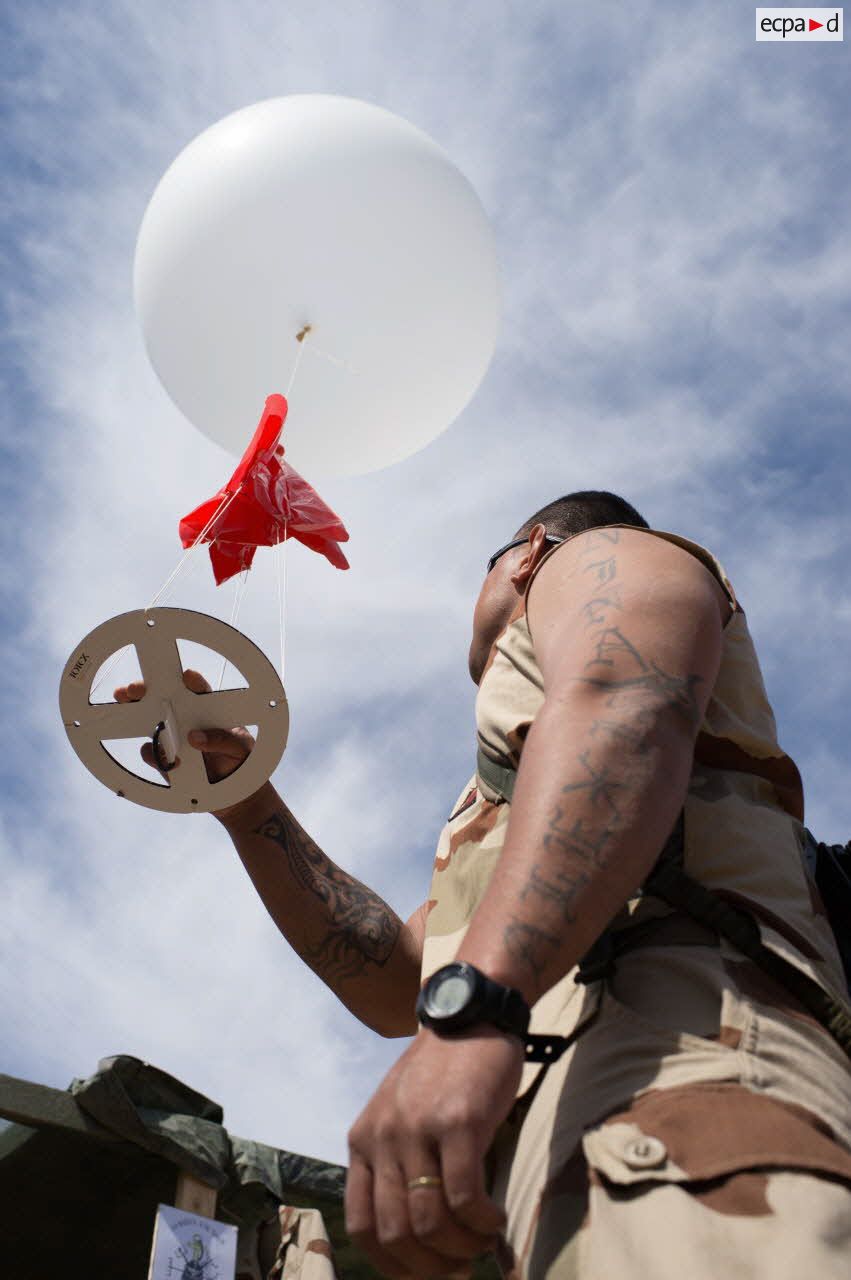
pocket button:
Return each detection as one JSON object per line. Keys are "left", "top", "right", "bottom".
{"left": 623, "top": 1136, "right": 667, "bottom": 1169}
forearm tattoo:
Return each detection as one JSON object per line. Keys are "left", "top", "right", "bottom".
{"left": 502, "top": 920, "right": 562, "bottom": 982}
{"left": 504, "top": 527, "right": 704, "bottom": 984}
{"left": 254, "top": 811, "right": 401, "bottom": 983}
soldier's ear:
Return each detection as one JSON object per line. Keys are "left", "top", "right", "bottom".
{"left": 509, "top": 524, "right": 549, "bottom": 590}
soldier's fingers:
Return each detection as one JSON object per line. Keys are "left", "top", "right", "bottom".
{"left": 406, "top": 1166, "right": 496, "bottom": 1260}
{"left": 440, "top": 1133, "right": 505, "bottom": 1238}
{"left": 182, "top": 669, "right": 212, "bottom": 694}
{"left": 114, "top": 680, "right": 146, "bottom": 703}
{"left": 371, "top": 1155, "right": 463, "bottom": 1277}
{"left": 140, "top": 742, "right": 180, "bottom": 776}
{"left": 187, "top": 728, "right": 253, "bottom": 758}
{"left": 345, "top": 1158, "right": 409, "bottom": 1279}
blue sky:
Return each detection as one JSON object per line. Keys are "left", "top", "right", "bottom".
{"left": 1, "top": 0, "right": 850, "bottom": 1164}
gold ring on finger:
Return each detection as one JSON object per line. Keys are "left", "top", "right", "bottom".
{"left": 407, "top": 1175, "right": 443, "bottom": 1191}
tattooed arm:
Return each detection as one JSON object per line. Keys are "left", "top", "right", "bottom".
{"left": 214, "top": 783, "right": 424, "bottom": 1036}
{"left": 456, "top": 526, "right": 731, "bottom": 1004}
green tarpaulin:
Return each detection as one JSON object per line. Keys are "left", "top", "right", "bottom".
{"left": 0, "top": 1055, "right": 371, "bottom": 1279}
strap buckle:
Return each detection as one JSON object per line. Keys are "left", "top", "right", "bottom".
{"left": 524, "top": 1033, "right": 571, "bottom": 1064}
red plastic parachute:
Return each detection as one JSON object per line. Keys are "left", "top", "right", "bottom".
{"left": 179, "top": 395, "right": 350, "bottom": 585}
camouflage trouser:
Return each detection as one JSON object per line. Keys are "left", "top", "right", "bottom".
{"left": 488, "top": 944, "right": 851, "bottom": 1279}
{"left": 236, "top": 1207, "right": 336, "bottom": 1280}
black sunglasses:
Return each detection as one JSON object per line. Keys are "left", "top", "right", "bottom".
{"left": 486, "top": 534, "right": 565, "bottom": 574}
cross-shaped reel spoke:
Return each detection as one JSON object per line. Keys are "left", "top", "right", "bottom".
{"left": 59, "top": 608, "right": 289, "bottom": 814}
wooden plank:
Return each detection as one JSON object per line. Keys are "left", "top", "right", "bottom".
{"left": 0, "top": 1073, "right": 117, "bottom": 1141}
{"left": 174, "top": 1169, "right": 218, "bottom": 1218}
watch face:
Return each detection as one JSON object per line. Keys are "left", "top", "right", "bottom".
{"left": 427, "top": 970, "right": 475, "bottom": 1018}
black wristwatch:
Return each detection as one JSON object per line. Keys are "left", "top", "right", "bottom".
{"left": 416, "top": 962, "right": 576, "bottom": 1064}
{"left": 416, "top": 962, "right": 530, "bottom": 1041}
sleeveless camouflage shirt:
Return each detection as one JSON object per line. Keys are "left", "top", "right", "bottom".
{"left": 421, "top": 528, "right": 850, "bottom": 1092}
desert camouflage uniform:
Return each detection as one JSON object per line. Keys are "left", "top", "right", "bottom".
{"left": 267, "top": 1206, "right": 336, "bottom": 1280}
{"left": 422, "top": 528, "right": 851, "bottom": 1278}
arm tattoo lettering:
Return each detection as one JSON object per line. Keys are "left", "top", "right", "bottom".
{"left": 588, "top": 625, "right": 643, "bottom": 670}
{"left": 581, "top": 588, "right": 623, "bottom": 629}
{"left": 520, "top": 866, "right": 592, "bottom": 915}
{"left": 580, "top": 528, "right": 621, "bottom": 549}
{"left": 543, "top": 808, "right": 621, "bottom": 869}
{"left": 502, "top": 743, "right": 634, "bottom": 980}
{"left": 502, "top": 526, "right": 706, "bottom": 987}
{"left": 583, "top": 555, "right": 617, "bottom": 586}
{"left": 503, "top": 919, "right": 562, "bottom": 981}
{"left": 588, "top": 669, "right": 702, "bottom": 727}
{"left": 574, "top": 533, "right": 704, "bottom": 732}
{"left": 584, "top": 616, "right": 703, "bottom": 732}
{"left": 560, "top": 750, "right": 626, "bottom": 813}
{"left": 254, "top": 812, "right": 401, "bottom": 984}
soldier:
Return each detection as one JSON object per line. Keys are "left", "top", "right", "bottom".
{"left": 118, "top": 492, "right": 851, "bottom": 1278}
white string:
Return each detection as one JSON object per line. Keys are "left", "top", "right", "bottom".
{"left": 304, "top": 342, "right": 356, "bottom": 375}
{"left": 275, "top": 524, "right": 288, "bottom": 684}
{"left": 104, "top": 338, "right": 305, "bottom": 702}
{"left": 274, "top": 333, "right": 309, "bottom": 683}
{"left": 145, "top": 485, "right": 244, "bottom": 611}
{"left": 286, "top": 339, "right": 307, "bottom": 397}
{"left": 89, "top": 646, "right": 134, "bottom": 701}
{"left": 285, "top": 327, "right": 355, "bottom": 392}
{"left": 91, "top": 486, "right": 244, "bottom": 701}
{"left": 216, "top": 569, "right": 249, "bottom": 690}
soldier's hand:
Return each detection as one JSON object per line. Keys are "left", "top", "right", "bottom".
{"left": 346, "top": 1027, "right": 518, "bottom": 1277}
{"left": 113, "top": 668, "right": 255, "bottom": 782}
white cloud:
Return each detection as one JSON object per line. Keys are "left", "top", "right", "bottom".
{"left": 3, "top": 0, "right": 851, "bottom": 1166}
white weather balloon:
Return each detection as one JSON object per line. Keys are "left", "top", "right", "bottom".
{"left": 134, "top": 95, "right": 501, "bottom": 476}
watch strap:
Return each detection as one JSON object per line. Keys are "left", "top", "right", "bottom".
{"left": 489, "top": 977, "right": 531, "bottom": 1040}
{"left": 417, "top": 963, "right": 604, "bottom": 1063}
{"left": 417, "top": 962, "right": 537, "bottom": 1043}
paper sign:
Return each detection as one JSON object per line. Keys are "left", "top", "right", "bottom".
{"left": 148, "top": 1204, "right": 237, "bottom": 1280}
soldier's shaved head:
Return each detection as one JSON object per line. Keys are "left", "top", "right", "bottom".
{"left": 515, "top": 490, "right": 648, "bottom": 540}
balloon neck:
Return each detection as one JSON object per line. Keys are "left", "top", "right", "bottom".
{"left": 296, "top": 324, "right": 312, "bottom": 344}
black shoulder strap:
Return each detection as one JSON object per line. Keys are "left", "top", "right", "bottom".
{"left": 803, "top": 829, "right": 851, "bottom": 991}
{"left": 643, "top": 857, "right": 851, "bottom": 1055}
{"left": 475, "top": 749, "right": 851, "bottom": 1059}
